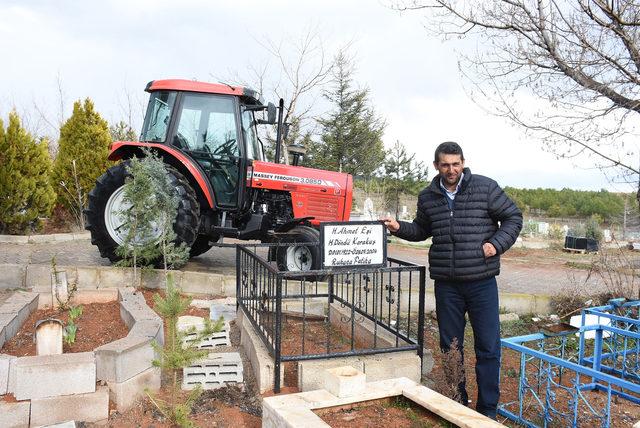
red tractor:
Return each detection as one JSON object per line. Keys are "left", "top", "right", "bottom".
{"left": 85, "top": 79, "right": 353, "bottom": 271}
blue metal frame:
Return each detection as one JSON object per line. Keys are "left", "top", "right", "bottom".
{"left": 498, "top": 299, "right": 640, "bottom": 428}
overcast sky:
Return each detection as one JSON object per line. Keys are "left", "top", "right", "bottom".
{"left": 0, "top": 0, "right": 632, "bottom": 192}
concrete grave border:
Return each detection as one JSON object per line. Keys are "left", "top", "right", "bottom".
{"left": 262, "top": 376, "right": 505, "bottom": 428}
{"left": 0, "top": 286, "right": 163, "bottom": 426}
{"left": 0, "top": 232, "right": 90, "bottom": 244}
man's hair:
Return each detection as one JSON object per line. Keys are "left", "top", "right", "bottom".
{"left": 434, "top": 141, "right": 464, "bottom": 163}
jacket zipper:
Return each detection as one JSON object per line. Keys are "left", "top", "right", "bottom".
{"left": 450, "top": 209, "right": 455, "bottom": 279}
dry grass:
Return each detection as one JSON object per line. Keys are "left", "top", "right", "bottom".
{"left": 433, "top": 337, "right": 465, "bottom": 404}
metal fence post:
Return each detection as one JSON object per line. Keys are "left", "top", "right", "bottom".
{"left": 417, "top": 266, "right": 426, "bottom": 362}
{"left": 274, "top": 274, "right": 283, "bottom": 393}
{"left": 236, "top": 246, "right": 241, "bottom": 312}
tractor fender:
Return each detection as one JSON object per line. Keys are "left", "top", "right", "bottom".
{"left": 108, "top": 141, "right": 215, "bottom": 208}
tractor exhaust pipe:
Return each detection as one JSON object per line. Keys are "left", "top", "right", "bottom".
{"left": 274, "top": 98, "right": 285, "bottom": 164}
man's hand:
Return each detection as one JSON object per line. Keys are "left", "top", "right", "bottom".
{"left": 482, "top": 242, "right": 497, "bottom": 258}
{"left": 381, "top": 216, "right": 400, "bottom": 233}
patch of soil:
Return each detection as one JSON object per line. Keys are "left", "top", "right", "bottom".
{"left": 0, "top": 301, "right": 129, "bottom": 356}
{"left": 316, "top": 396, "right": 448, "bottom": 427}
{"left": 138, "top": 288, "right": 216, "bottom": 319}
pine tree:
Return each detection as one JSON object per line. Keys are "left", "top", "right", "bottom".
{"left": 308, "top": 52, "right": 385, "bottom": 177}
{"left": 0, "top": 112, "right": 56, "bottom": 234}
{"left": 52, "top": 98, "right": 111, "bottom": 222}
{"left": 109, "top": 120, "right": 138, "bottom": 142}
{"left": 383, "top": 140, "right": 428, "bottom": 218}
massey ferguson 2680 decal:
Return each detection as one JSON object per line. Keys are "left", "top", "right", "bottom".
{"left": 252, "top": 171, "right": 341, "bottom": 188}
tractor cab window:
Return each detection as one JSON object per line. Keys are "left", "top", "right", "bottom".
{"left": 140, "top": 91, "right": 177, "bottom": 142}
{"left": 242, "top": 109, "right": 263, "bottom": 161}
{"left": 174, "top": 93, "right": 238, "bottom": 155}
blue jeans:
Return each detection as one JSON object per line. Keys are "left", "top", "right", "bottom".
{"left": 434, "top": 277, "right": 501, "bottom": 418}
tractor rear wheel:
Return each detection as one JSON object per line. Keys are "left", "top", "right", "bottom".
{"left": 85, "top": 161, "right": 200, "bottom": 267}
{"left": 276, "top": 226, "right": 321, "bottom": 272}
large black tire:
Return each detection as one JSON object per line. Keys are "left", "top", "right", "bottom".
{"left": 85, "top": 161, "right": 200, "bottom": 267}
{"left": 276, "top": 226, "right": 321, "bottom": 272}
{"left": 189, "top": 234, "right": 216, "bottom": 257}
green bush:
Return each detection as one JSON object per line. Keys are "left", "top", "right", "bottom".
{"left": 52, "top": 98, "right": 111, "bottom": 219}
{"left": 0, "top": 112, "right": 56, "bottom": 233}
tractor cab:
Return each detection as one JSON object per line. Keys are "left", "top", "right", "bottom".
{"left": 139, "top": 80, "right": 270, "bottom": 213}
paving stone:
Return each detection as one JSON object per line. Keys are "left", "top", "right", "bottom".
{"left": 182, "top": 352, "right": 243, "bottom": 390}
{"left": 0, "top": 400, "right": 30, "bottom": 428}
{"left": 108, "top": 366, "right": 161, "bottom": 411}
{"left": 14, "top": 352, "right": 96, "bottom": 400}
{"left": 95, "top": 335, "right": 155, "bottom": 383}
{"left": 30, "top": 386, "right": 109, "bottom": 426}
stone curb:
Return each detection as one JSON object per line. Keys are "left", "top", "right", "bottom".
{"left": 0, "top": 232, "right": 90, "bottom": 244}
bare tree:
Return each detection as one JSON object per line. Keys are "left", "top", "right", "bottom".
{"left": 217, "top": 28, "right": 335, "bottom": 163}
{"left": 397, "top": 1, "right": 640, "bottom": 200}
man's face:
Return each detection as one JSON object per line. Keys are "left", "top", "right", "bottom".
{"left": 434, "top": 153, "right": 464, "bottom": 187}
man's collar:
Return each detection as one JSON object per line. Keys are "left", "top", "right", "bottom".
{"left": 440, "top": 172, "right": 464, "bottom": 194}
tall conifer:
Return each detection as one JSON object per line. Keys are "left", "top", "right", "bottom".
{"left": 52, "top": 98, "right": 111, "bottom": 218}
{"left": 0, "top": 112, "right": 56, "bottom": 233}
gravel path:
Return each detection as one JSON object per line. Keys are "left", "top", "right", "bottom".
{"left": 0, "top": 238, "right": 621, "bottom": 295}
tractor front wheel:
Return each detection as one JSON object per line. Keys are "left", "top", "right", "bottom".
{"left": 276, "top": 226, "right": 321, "bottom": 272}
{"left": 85, "top": 161, "right": 200, "bottom": 267}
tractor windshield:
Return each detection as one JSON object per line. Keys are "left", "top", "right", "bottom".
{"left": 140, "top": 91, "right": 177, "bottom": 142}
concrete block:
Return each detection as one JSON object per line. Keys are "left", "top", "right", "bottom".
{"left": 0, "top": 234, "right": 29, "bottom": 243}
{"left": 282, "top": 298, "right": 327, "bottom": 317}
{"left": 298, "top": 358, "right": 364, "bottom": 392}
{"left": 0, "top": 324, "right": 4, "bottom": 349}
{"left": 182, "top": 352, "right": 243, "bottom": 390}
{"left": 30, "top": 386, "right": 109, "bottom": 426}
{"left": 75, "top": 267, "right": 99, "bottom": 289}
{"left": 99, "top": 267, "right": 137, "bottom": 289}
{"left": 422, "top": 348, "right": 434, "bottom": 377}
{"left": 51, "top": 233, "right": 74, "bottom": 242}
{"left": 7, "top": 353, "right": 17, "bottom": 393}
{"left": 177, "top": 315, "right": 206, "bottom": 331}
{"left": 238, "top": 309, "right": 283, "bottom": 393}
{"left": 108, "top": 366, "right": 160, "bottom": 411}
{"left": 0, "top": 264, "right": 26, "bottom": 290}
{"left": 324, "top": 366, "right": 366, "bottom": 398}
{"left": 117, "top": 287, "right": 141, "bottom": 302}
{"left": 0, "top": 400, "right": 30, "bottom": 428}
{"left": 222, "top": 276, "right": 236, "bottom": 296}
{"left": 95, "top": 335, "right": 155, "bottom": 383}
{"left": 363, "top": 351, "right": 421, "bottom": 384}
{"left": 119, "top": 299, "right": 160, "bottom": 329}
{"left": 179, "top": 271, "right": 224, "bottom": 295}
{"left": 70, "top": 289, "right": 118, "bottom": 305}
{"left": 0, "top": 353, "right": 16, "bottom": 394}
{"left": 14, "top": 352, "right": 96, "bottom": 400}
{"left": 139, "top": 269, "right": 167, "bottom": 290}
{"left": 129, "top": 319, "right": 164, "bottom": 346}
{"left": 5, "top": 290, "right": 39, "bottom": 311}
{"left": 27, "top": 234, "right": 50, "bottom": 243}
{"left": 0, "top": 312, "right": 19, "bottom": 342}
{"left": 25, "top": 264, "right": 51, "bottom": 290}
{"left": 210, "top": 303, "right": 237, "bottom": 323}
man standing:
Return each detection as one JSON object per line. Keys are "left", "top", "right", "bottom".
{"left": 382, "top": 142, "right": 522, "bottom": 419}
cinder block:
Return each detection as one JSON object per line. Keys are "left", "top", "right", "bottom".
{"left": 95, "top": 335, "right": 155, "bottom": 383}
{"left": 182, "top": 352, "right": 243, "bottom": 390}
{"left": 30, "top": 386, "right": 109, "bottom": 426}
{"left": 0, "top": 353, "right": 16, "bottom": 395}
{"left": 185, "top": 329, "right": 230, "bottom": 349}
{"left": 324, "top": 366, "right": 366, "bottom": 398}
{"left": 14, "top": 352, "right": 96, "bottom": 400}
{"left": 25, "top": 264, "right": 51, "bottom": 290}
{"left": 108, "top": 366, "right": 160, "bottom": 411}
{"left": 179, "top": 271, "right": 224, "bottom": 295}
{"left": 0, "top": 401, "right": 30, "bottom": 428}
{"left": 0, "top": 264, "right": 25, "bottom": 290}
{"left": 129, "top": 319, "right": 164, "bottom": 346}
{"left": 298, "top": 358, "right": 364, "bottom": 392}
{"left": 0, "top": 313, "right": 19, "bottom": 342}
{"left": 98, "top": 267, "right": 137, "bottom": 289}
{"left": 119, "top": 299, "right": 160, "bottom": 329}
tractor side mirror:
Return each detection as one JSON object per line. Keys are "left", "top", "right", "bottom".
{"left": 288, "top": 144, "right": 306, "bottom": 166}
{"left": 266, "top": 102, "right": 277, "bottom": 125}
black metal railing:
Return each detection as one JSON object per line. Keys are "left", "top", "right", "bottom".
{"left": 236, "top": 243, "right": 426, "bottom": 392}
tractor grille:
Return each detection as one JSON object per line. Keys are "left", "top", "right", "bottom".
{"left": 306, "top": 195, "right": 340, "bottom": 221}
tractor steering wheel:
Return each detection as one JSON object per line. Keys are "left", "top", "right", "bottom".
{"left": 213, "top": 138, "right": 237, "bottom": 157}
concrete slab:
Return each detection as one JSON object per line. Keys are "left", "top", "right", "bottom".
{"left": 75, "top": 266, "right": 99, "bottom": 289}
{"left": 298, "top": 358, "right": 364, "bottom": 392}
{"left": 0, "top": 353, "right": 13, "bottom": 394}
{"left": 210, "top": 302, "right": 237, "bottom": 323}
{"left": 0, "top": 264, "right": 26, "bottom": 290}
{"left": 0, "top": 400, "right": 30, "bottom": 428}
{"left": 14, "top": 352, "right": 96, "bottom": 400}
{"left": 0, "top": 312, "right": 19, "bottom": 342}
{"left": 25, "top": 264, "right": 51, "bottom": 291}
{"left": 179, "top": 271, "right": 225, "bottom": 295}
{"left": 362, "top": 351, "right": 421, "bottom": 385}
{"left": 30, "top": 386, "right": 109, "bottom": 426}
{"left": 182, "top": 352, "right": 243, "bottom": 390}
{"left": 39, "top": 421, "right": 77, "bottom": 428}
{"left": 129, "top": 319, "right": 164, "bottom": 346}
{"left": 324, "top": 366, "right": 366, "bottom": 398}
{"left": 107, "top": 366, "right": 161, "bottom": 411}
{"left": 95, "top": 335, "right": 155, "bottom": 383}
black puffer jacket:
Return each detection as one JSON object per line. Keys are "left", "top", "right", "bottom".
{"left": 395, "top": 168, "right": 522, "bottom": 282}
